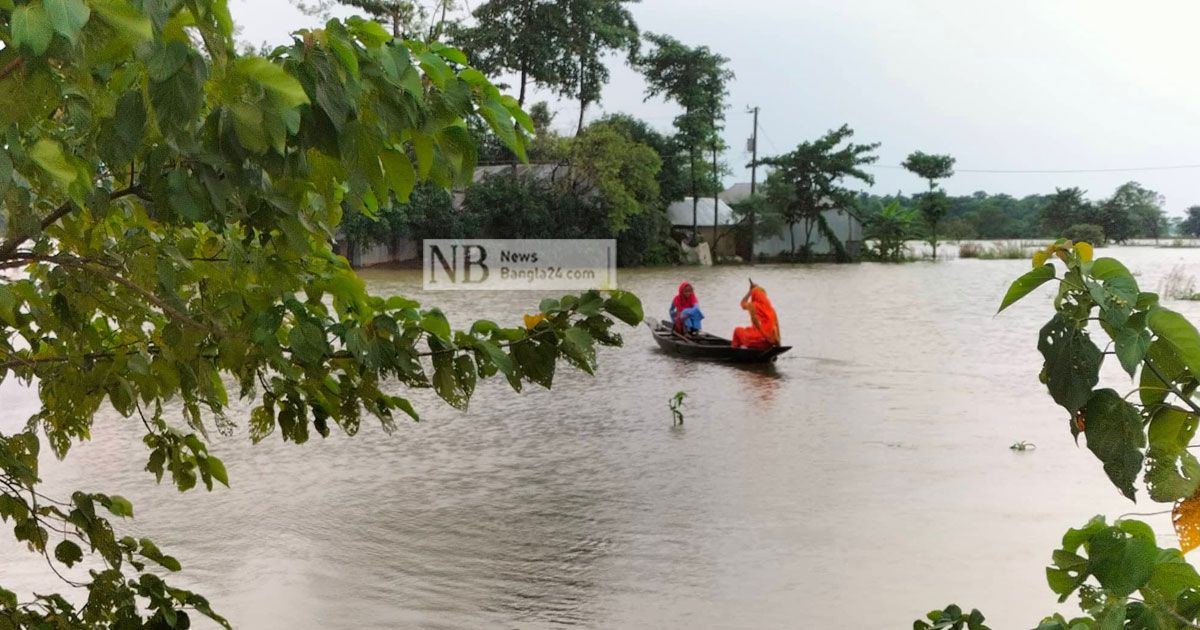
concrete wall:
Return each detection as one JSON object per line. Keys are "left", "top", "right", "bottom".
{"left": 754, "top": 209, "right": 862, "bottom": 257}
{"left": 343, "top": 237, "right": 420, "bottom": 268}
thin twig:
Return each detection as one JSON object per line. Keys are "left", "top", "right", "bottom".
{"left": 0, "top": 56, "right": 24, "bottom": 81}
{"left": 1145, "top": 357, "right": 1200, "bottom": 416}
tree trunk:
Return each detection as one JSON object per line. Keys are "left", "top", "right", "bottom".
{"left": 803, "top": 217, "right": 815, "bottom": 262}
{"left": 518, "top": 62, "right": 528, "bottom": 107}
{"left": 576, "top": 60, "right": 587, "bottom": 135}
{"left": 711, "top": 139, "right": 719, "bottom": 256}
{"left": 689, "top": 152, "right": 698, "bottom": 242}
{"left": 788, "top": 223, "right": 796, "bottom": 258}
{"left": 392, "top": 13, "right": 400, "bottom": 38}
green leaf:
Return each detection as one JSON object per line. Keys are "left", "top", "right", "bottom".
{"left": 1082, "top": 389, "right": 1146, "bottom": 500}
{"left": 603, "top": 290, "right": 644, "bottom": 326}
{"left": 0, "top": 148, "right": 12, "bottom": 199}
{"left": 1141, "top": 339, "right": 1190, "bottom": 409}
{"left": 12, "top": 3, "right": 53, "bottom": 55}
{"left": 413, "top": 134, "right": 434, "bottom": 178}
{"left": 417, "top": 51, "right": 452, "bottom": 87}
{"left": 1145, "top": 447, "right": 1200, "bottom": 502}
{"left": 346, "top": 15, "right": 390, "bottom": 46}
{"left": 420, "top": 310, "right": 451, "bottom": 341}
{"left": 235, "top": 56, "right": 310, "bottom": 109}
{"left": 147, "top": 40, "right": 188, "bottom": 82}
{"left": 44, "top": 0, "right": 90, "bottom": 43}
{"left": 97, "top": 89, "right": 147, "bottom": 167}
{"left": 1107, "top": 322, "right": 1151, "bottom": 378}
{"left": 1146, "top": 552, "right": 1200, "bottom": 602}
{"left": 288, "top": 322, "right": 329, "bottom": 364}
{"left": 1037, "top": 314, "right": 1102, "bottom": 414}
{"left": 29, "top": 138, "right": 78, "bottom": 189}
{"left": 106, "top": 494, "right": 134, "bottom": 517}
{"left": 998, "top": 264, "right": 1056, "bottom": 313}
{"left": 53, "top": 540, "right": 83, "bottom": 567}
{"left": 90, "top": 0, "right": 152, "bottom": 43}
{"left": 561, "top": 327, "right": 596, "bottom": 374}
{"left": 379, "top": 150, "right": 415, "bottom": 202}
{"left": 205, "top": 456, "right": 229, "bottom": 487}
{"left": 1149, "top": 307, "right": 1200, "bottom": 379}
{"left": 1088, "top": 525, "right": 1157, "bottom": 597}
{"left": 1145, "top": 407, "right": 1200, "bottom": 501}
{"left": 430, "top": 42, "right": 467, "bottom": 65}
{"left": 1148, "top": 406, "right": 1198, "bottom": 451}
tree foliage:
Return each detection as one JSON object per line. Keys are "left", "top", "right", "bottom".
{"left": 0, "top": 1, "right": 643, "bottom": 625}
{"left": 757, "top": 124, "right": 878, "bottom": 260}
{"left": 635, "top": 32, "right": 731, "bottom": 239}
{"left": 901, "top": 151, "right": 955, "bottom": 259}
{"left": 292, "top": 0, "right": 431, "bottom": 38}
{"left": 453, "top": 0, "right": 569, "bottom": 106}
{"left": 1105, "top": 181, "right": 1165, "bottom": 243}
{"left": 558, "top": 0, "right": 639, "bottom": 134}
{"left": 594, "top": 112, "right": 688, "bottom": 205}
{"left": 1181, "top": 206, "right": 1200, "bottom": 238}
{"left": 861, "top": 199, "right": 916, "bottom": 262}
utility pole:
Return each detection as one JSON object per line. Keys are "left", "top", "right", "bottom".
{"left": 747, "top": 106, "right": 759, "bottom": 263}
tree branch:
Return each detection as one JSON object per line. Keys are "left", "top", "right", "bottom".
{"left": 0, "top": 185, "right": 144, "bottom": 262}
{"left": 1145, "top": 357, "right": 1200, "bottom": 416}
{"left": 0, "top": 56, "right": 25, "bottom": 82}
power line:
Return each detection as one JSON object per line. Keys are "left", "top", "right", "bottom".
{"left": 866, "top": 163, "right": 1200, "bottom": 174}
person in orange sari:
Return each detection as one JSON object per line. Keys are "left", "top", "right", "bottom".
{"left": 731, "top": 281, "right": 781, "bottom": 349}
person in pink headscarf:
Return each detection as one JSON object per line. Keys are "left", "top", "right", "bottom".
{"left": 669, "top": 281, "right": 704, "bottom": 334}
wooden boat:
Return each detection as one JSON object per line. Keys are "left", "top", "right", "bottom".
{"left": 647, "top": 319, "right": 791, "bottom": 364}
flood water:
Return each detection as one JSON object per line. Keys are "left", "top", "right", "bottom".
{"left": 5, "top": 245, "right": 1200, "bottom": 628}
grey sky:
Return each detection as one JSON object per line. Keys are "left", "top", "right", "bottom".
{"left": 232, "top": 0, "right": 1200, "bottom": 216}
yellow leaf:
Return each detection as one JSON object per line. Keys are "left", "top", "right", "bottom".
{"left": 1032, "top": 250, "right": 1049, "bottom": 268}
{"left": 1173, "top": 489, "right": 1200, "bottom": 554}
{"left": 1074, "top": 242, "right": 1094, "bottom": 263}
{"left": 523, "top": 313, "right": 545, "bottom": 330}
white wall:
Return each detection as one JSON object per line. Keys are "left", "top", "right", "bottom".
{"left": 754, "top": 209, "right": 861, "bottom": 256}
{"left": 356, "top": 238, "right": 419, "bottom": 267}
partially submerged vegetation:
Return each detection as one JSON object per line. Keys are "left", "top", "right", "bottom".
{"left": 1159, "top": 264, "right": 1200, "bottom": 301}
{"left": 925, "top": 241, "right": 1200, "bottom": 626}
{"left": 958, "top": 241, "right": 1027, "bottom": 260}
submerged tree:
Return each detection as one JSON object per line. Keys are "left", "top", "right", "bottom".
{"left": 1181, "top": 206, "right": 1200, "bottom": 238}
{"left": 0, "top": 1, "right": 642, "bottom": 625}
{"left": 1040, "top": 187, "right": 1093, "bottom": 238}
{"left": 901, "top": 151, "right": 955, "bottom": 259}
{"left": 1106, "top": 181, "right": 1166, "bottom": 242}
{"left": 757, "top": 125, "right": 879, "bottom": 261}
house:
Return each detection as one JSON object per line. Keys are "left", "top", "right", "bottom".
{"left": 666, "top": 197, "right": 745, "bottom": 259}
{"left": 718, "top": 182, "right": 864, "bottom": 259}
{"left": 341, "top": 163, "right": 574, "bottom": 267}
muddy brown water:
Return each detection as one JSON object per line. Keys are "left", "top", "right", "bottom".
{"left": 5, "top": 246, "right": 1200, "bottom": 628}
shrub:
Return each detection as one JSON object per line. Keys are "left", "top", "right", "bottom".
{"left": 1063, "top": 223, "right": 1105, "bottom": 246}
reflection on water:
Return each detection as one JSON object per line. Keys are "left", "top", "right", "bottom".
{"left": 4, "top": 247, "right": 1200, "bottom": 628}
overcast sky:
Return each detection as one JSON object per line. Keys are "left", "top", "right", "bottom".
{"left": 232, "top": 0, "right": 1200, "bottom": 216}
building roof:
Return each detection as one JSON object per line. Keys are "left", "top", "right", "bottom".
{"left": 719, "top": 182, "right": 755, "bottom": 205}
{"left": 667, "top": 197, "right": 738, "bottom": 227}
{"left": 472, "top": 162, "right": 570, "bottom": 183}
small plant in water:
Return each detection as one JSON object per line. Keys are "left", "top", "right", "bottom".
{"left": 1159, "top": 263, "right": 1200, "bottom": 300}
{"left": 1010, "top": 440, "right": 1036, "bottom": 451}
{"left": 669, "top": 391, "right": 687, "bottom": 425}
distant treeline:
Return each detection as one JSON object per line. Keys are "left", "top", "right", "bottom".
{"left": 856, "top": 181, "right": 1184, "bottom": 243}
